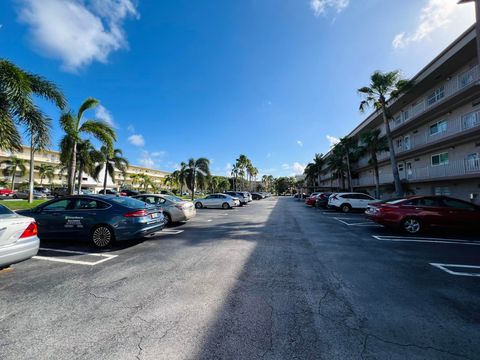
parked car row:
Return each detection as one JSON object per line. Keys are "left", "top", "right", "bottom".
{"left": 302, "top": 191, "right": 480, "bottom": 235}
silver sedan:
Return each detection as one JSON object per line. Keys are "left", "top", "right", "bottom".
{"left": 133, "top": 194, "right": 196, "bottom": 225}
{"left": 194, "top": 194, "right": 240, "bottom": 209}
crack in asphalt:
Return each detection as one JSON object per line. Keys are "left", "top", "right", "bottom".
{"left": 135, "top": 335, "right": 144, "bottom": 360}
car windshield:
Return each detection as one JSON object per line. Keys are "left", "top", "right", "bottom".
{"left": 0, "top": 204, "right": 13, "bottom": 215}
{"left": 162, "top": 195, "right": 183, "bottom": 202}
{"left": 385, "top": 198, "right": 408, "bottom": 204}
{"left": 108, "top": 196, "right": 151, "bottom": 208}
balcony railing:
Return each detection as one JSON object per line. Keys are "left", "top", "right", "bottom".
{"left": 405, "top": 159, "right": 480, "bottom": 181}
{"left": 390, "top": 65, "right": 479, "bottom": 130}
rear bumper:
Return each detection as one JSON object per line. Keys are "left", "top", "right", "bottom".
{"left": 365, "top": 214, "right": 398, "bottom": 228}
{"left": 116, "top": 218, "right": 167, "bottom": 241}
{"left": 0, "top": 236, "right": 39, "bottom": 268}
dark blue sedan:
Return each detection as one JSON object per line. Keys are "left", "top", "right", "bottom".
{"left": 17, "top": 195, "right": 166, "bottom": 248}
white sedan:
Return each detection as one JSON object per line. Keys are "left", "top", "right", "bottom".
{"left": 0, "top": 204, "right": 39, "bottom": 269}
{"left": 194, "top": 194, "right": 240, "bottom": 209}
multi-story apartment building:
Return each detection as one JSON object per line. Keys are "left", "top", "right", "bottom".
{"left": 319, "top": 25, "right": 480, "bottom": 203}
{"left": 0, "top": 146, "right": 170, "bottom": 192}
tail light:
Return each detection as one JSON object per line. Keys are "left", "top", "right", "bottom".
{"left": 332, "top": 195, "right": 338, "bottom": 200}
{"left": 123, "top": 209, "right": 148, "bottom": 217}
{"left": 20, "top": 222, "right": 38, "bottom": 238}
{"left": 175, "top": 204, "right": 184, "bottom": 210}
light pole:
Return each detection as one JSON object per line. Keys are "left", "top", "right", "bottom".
{"left": 459, "top": 0, "right": 480, "bottom": 60}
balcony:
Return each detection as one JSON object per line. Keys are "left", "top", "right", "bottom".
{"left": 390, "top": 65, "right": 479, "bottom": 131}
{"left": 406, "top": 159, "right": 480, "bottom": 181}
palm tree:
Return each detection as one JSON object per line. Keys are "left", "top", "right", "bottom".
{"left": 0, "top": 59, "right": 66, "bottom": 203}
{"left": 36, "top": 164, "right": 55, "bottom": 186}
{"left": 337, "top": 138, "right": 358, "bottom": 192}
{"left": 94, "top": 146, "right": 129, "bottom": 193}
{"left": 60, "top": 98, "right": 116, "bottom": 195}
{"left": 328, "top": 146, "right": 347, "bottom": 191}
{"left": 185, "top": 157, "right": 210, "bottom": 200}
{"left": 360, "top": 129, "right": 389, "bottom": 198}
{"left": 138, "top": 173, "right": 156, "bottom": 192}
{"left": 178, "top": 162, "right": 187, "bottom": 195}
{"left": 76, "top": 141, "right": 103, "bottom": 194}
{"left": 303, "top": 163, "right": 317, "bottom": 190}
{"left": 1, "top": 157, "right": 27, "bottom": 190}
{"left": 164, "top": 172, "right": 179, "bottom": 192}
{"left": 235, "top": 155, "right": 249, "bottom": 190}
{"left": 129, "top": 174, "right": 141, "bottom": 190}
{"left": 358, "top": 70, "right": 413, "bottom": 196}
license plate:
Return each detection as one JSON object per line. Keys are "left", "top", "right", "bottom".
{"left": 150, "top": 212, "right": 159, "bottom": 219}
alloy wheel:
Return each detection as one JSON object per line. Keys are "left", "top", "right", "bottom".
{"left": 403, "top": 218, "right": 421, "bottom": 234}
{"left": 92, "top": 226, "right": 112, "bottom": 248}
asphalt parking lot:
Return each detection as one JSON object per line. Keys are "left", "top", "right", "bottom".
{"left": 1, "top": 197, "right": 479, "bottom": 359}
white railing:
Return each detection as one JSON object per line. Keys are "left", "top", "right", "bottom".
{"left": 390, "top": 65, "right": 479, "bottom": 130}
{"left": 406, "top": 159, "right": 480, "bottom": 181}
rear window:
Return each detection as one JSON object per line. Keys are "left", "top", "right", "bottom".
{"left": 0, "top": 204, "right": 13, "bottom": 215}
{"left": 108, "top": 196, "right": 149, "bottom": 208}
{"left": 385, "top": 198, "right": 408, "bottom": 205}
{"left": 163, "top": 195, "right": 183, "bottom": 202}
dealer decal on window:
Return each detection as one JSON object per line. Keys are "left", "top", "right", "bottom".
{"left": 65, "top": 216, "right": 84, "bottom": 228}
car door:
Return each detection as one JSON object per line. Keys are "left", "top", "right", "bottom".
{"left": 408, "top": 197, "right": 444, "bottom": 228}
{"left": 203, "top": 195, "right": 215, "bottom": 208}
{"left": 67, "top": 198, "right": 110, "bottom": 238}
{"left": 439, "top": 197, "right": 480, "bottom": 228}
{"left": 357, "top": 194, "right": 375, "bottom": 208}
{"left": 35, "top": 199, "right": 75, "bottom": 239}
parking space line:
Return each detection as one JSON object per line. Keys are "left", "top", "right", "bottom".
{"left": 430, "top": 263, "right": 480, "bottom": 277}
{"left": 156, "top": 229, "right": 184, "bottom": 235}
{"left": 33, "top": 248, "right": 118, "bottom": 266}
{"left": 372, "top": 236, "right": 480, "bottom": 246}
{"left": 334, "top": 217, "right": 382, "bottom": 227}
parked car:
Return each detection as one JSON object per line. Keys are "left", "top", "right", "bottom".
{"left": 133, "top": 194, "right": 196, "bottom": 225}
{"left": 195, "top": 194, "right": 240, "bottom": 209}
{"left": 80, "top": 189, "right": 94, "bottom": 195}
{"left": 224, "top": 191, "right": 248, "bottom": 205}
{"left": 305, "top": 193, "right": 320, "bottom": 206}
{"left": 0, "top": 204, "right": 39, "bottom": 269}
{"left": 0, "top": 189, "right": 16, "bottom": 197}
{"left": 251, "top": 192, "right": 264, "bottom": 200}
{"left": 328, "top": 192, "right": 378, "bottom": 213}
{"left": 120, "top": 189, "right": 139, "bottom": 197}
{"left": 52, "top": 187, "right": 69, "bottom": 197}
{"left": 366, "top": 195, "right": 480, "bottom": 234}
{"left": 17, "top": 195, "right": 167, "bottom": 248}
{"left": 98, "top": 189, "right": 118, "bottom": 195}
{"left": 315, "top": 192, "right": 332, "bottom": 209}
{"left": 34, "top": 187, "right": 50, "bottom": 194}
{"left": 13, "top": 190, "right": 47, "bottom": 200}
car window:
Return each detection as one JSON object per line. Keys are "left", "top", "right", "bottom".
{"left": 206, "top": 195, "right": 214, "bottom": 199}
{"left": 341, "top": 194, "right": 353, "bottom": 199}
{"left": 163, "top": 195, "right": 182, "bottom": 202}
{"left": 108, "top": 196, "right": 148, "bottom": 209}
{"left": 72, "top": 199, "right": 110, "bottom": 210}
{"left": 43, "top": 199, "right": 73, "bottom": 211}
{"left": 0, "top": 204, "right": 13, "bottom": 215}
{"left": 410, "top": 198, "right": 442, "bottom": 207}
{"left": 143, "top": 196, "right": 157, "bottom": 205}
{"left": 441, "top": 198, "right": 477, "bottom": 210}
{"left": 358, "top": 194, "right": 373, "bottom": 200}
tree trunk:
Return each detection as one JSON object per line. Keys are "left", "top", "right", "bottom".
{"left": 346, "top": 151, "right": 353, "bottom": 192}
{"left": 373, "top": 156, "right": 380, "bottom": 199}
{"left": 11, "top": 171, "right": 16, "bottom": 191}
{"left": 191, "top": 169, "right": 196, "bottom": 201}
{"left": 77, "top": 167, "right": 83, "bottom": 195}
{"left": 68, "top": 141, "right": 77, "bottom": 195}
{"left": 381, "top": 99, "right": 403, "bottom": 196}
{"left": 28, "top": 137, "right": 35, "bottom": 203}
{"left": 103, "top": 163, "right": 108, "bottom": 192}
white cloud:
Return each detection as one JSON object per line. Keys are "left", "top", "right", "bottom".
{"left": 17, "top": 0, "right": 138, "bottom": 71}
{"left": 150, "top": 151, "right": 165, "bottom": 157}
{"left": 95, "top": 104, "right": 115, "bottom": 127}
{"left": 138, "top": 150, "right": 163, "bottom": 169}
{"left": 281, "top": 163, "right": 290, "bottom": 170}
{"left": 225, "top": 162, "right": 233, "bottom": 176}
{"left": 310, "top": 0, "right": 349, "bottom": 16}
{"left": 297, "top": 140, "right": 303, "bottom": 147}
{"left": 127, "top": 124, "right": 135, "bottom": 133}
{"left": 128, "top": 134, "right": 145, "bottom": 147}
{"left": 293, "top": 162, "right": 306, "bottom": 175}
{"left": 392, "top": 0, "right": 474, "bottom": 49}
{"left": 326, "top": 135, "right": 340, "bottom": 147}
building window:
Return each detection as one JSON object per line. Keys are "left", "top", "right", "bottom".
{"left": 429, "top": 120, "right": 447, "bottom": 135}
{"left": 426, "top": 86, "right": 445, "bottom": 106}
{"left": 396, "top": 138, "right": 403, "bottom": 150}
{"left": 394, "top": 115, "right": 402, "bottom": 126}
{"left": 402, "top": 109, "right": 410, "bottom": 122}
{"left": 466, "top": 153, "right": 479, "bottom": 172}
{"left": 434, "top": 186, "right": 450, "bottom": 196}
{"left": 431, "top": 152, "right": 449, "bottom": 166}
{"left": 462, "top": 111, "right": 479, "bottom": 130}
{"left": 398, "top": 163, "right": 404, "bottom": 171}
{"left": 459, "top": 68, "right": 475, "bottom": 88}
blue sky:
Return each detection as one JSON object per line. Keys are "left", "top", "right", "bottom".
{"left": 0, "top": 0, "right": 475, "bottom": 177}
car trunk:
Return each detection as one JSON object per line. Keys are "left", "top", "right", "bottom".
{"left": 0, "top": 214, "right": 32, "bottom": 247}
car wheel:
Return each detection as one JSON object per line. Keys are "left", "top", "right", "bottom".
{"left": 402, "top": 218, "right": 422, "bottom": 234}
{"left": 164, "top": 213, "right": 172, "bottom": 226}
{"left": 91, "top": 225, "right": 114, "bottom": 248}
{"left": 341, "top": 204, "right": 352, "bottom": 213}
{"left": 12, "top": 194, "right": 17, "bottom": 199}
{"left": 195, "top": 202, "right": 203, "bottom": 209}
{"left": 222, "top": 202, "right": 230, "bottom": 209}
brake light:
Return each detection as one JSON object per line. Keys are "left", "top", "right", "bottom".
{"left": 20, "top": 222, "right": 38, "bottom": 238}
{"left": 123, "top": 209, "right": 148, "bottom": 217}
{"left": 175, "top": 204, "right": 184, "bottom": 210}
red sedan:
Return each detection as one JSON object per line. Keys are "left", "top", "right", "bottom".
{"left": 365, "top": 195, "right": 480, "bottom": 234}
{"left": 305, "top": 193, "right": 319, "bottom": 206}
{"left": 0, "top": 189, "right": 16, "bottom": 197}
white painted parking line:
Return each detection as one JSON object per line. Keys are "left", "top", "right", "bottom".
{"left": 155, "top": 229, "right": 184, "bottom": 235}
{"left": 372, "top": 235, "right": 480, "bottom": 246}
{"left": 430, "top": 263, "right": 480, "bottom": 277}
{"left": 334, "top": 217, "right": 382, "bottom": 227}
{"left": 33, "top": 248, "right": 118, "bottom": 266}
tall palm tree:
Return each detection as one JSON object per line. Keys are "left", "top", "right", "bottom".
{"left": 76, "top": 141, "right": 103, "bottom": 194}
{"left": 360, "top": 129, "right": 389, "bottom": 198}
{"left": 185, "top": 157, "right": 210, "bottom": 200}
{"left": 164, "top": 172, "right": 179, "bottom": 192}
{"left": 235, "top": 154, "right": 249, "bottom": 190}
{"left": 303, "top": 163, "right": 317, "bottom": 190}
{"left": 60, "top": 97, "right": 116, "bottom": 195}
{"left": 1, "top": 157, "right": 27, "bottom": 190}
{"left": 358, "top": 70, "right": 413, "bottom": 196}
{"left": 337, "top": 137, "right": 358, "bottom": 192}
{"left": 138, "top": 173, "right": 155, "bottom": 192}
{"left": 328, "top": 146, "right": 347, "bottom": 191}
{"left": 178, "top": 162, "right": 187, "bottom": 195}
{"left": 129, "top": 174, "right": 141, "bottom": 190}
{"left": 36, "top": 164, "right": 55, "bottom": 186}
{"left": 0, "top": 59, "right": 66, "bottom": 202}
{"left": 231, "top": 164, "right": 240, "bottom": 191}
{"left": 94, "top": 146, "right": 129, "bottom": 193}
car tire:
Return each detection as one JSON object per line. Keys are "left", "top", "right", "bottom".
{"left": 195, "top": 202, "right": 203, "bottom": 209}
{"left": 12, "top": 194, "right": 17, "bottom": 199}
{"left": 341, "top": 204, "right": 352, "bottom": 213}
{"left": 402, "top": 217, "right": 422, "bottom": 234}
{"left": 91, "top": 225, "right": 115, "bottom": 248}
{"left": 222, "top": 202, "right": 230, "bottom": 209}
{"left": 164, "top": 213, "right": 172, "bottom": 226}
